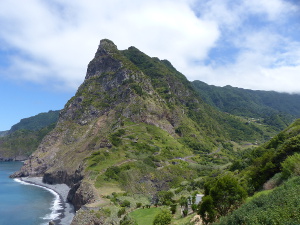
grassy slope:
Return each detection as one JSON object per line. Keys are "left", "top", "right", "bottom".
{"left": 130, "top": 208, "right": 161, "bottom": 225}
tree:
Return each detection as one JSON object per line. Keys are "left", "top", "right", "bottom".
{"left": 281, "top": 153, "right": 300, "bottom": 179}
{"left": 179, "top": 196, "right": 188, "bottom": 208}
{"left": 120, "top": 200, "right": 131, "bottom": 207}
{"left": 199, "top": 173, "right": 247, "bottom": 223}
{"left": 198, "top": 195, "right": 216, "bottom": 225}
{"left": 192, "top": 193, "right": 196, "bottom": 204}
{"left": 179, "top": 196, "right": 189, "bottom": 217}
{"left": 153, "top": 209, "right": 172, "bottom": 225}
{"left": 191, "top": 204, "right": 197, "bottom": 212}
{"left": 170, "top": 204, "right": 177, "bottom": 214}
{"left": 157, "top": 191, "right": 174, "bottom": 205}
{"left": 209, "top": 173, "right": 247, "bottom": 217}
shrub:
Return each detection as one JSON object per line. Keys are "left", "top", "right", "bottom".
{"left": 120, "top": 215, "right": 138, "bottom": 225}
{"left": 170, "top": 204, "right": 177, "bottom": 214}
{"left": 157, "top": 191, "right": 174, "bottom": 205}
{"left": 104, "top": 166, "right": 121, "bottom": 180}
{"left": 281, "top": 153, "right": 300, "bottom": 179}
{"left": 216, "top": 177, "right": 300, "bottom": 225}
{"left": 191, "top": 204, "right": 197, "bottom": 212}
{"left": 121, "top": 200, "right": 131, "bottom": 208}
{"left": 153, "top": 209, "right": 172, "bottom": 225}
{"left": 118, "top": 207, "right": 126, "bottom": 218}
{"left": 130, "top": 83, "right": 143, "bottom": 95}
{"left": 182, "top": 209, "right": 188, "bottom": 217}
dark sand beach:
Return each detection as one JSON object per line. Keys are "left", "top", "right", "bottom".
{"left": 20, "top": 177, "right": 75, "bottom": 225}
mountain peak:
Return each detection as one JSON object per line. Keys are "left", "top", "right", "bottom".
{"left": 98, "top": 39, "right": 118, "bottom": 54}
{"left": 85, "top": 39, "right": 122, "bottom": 80}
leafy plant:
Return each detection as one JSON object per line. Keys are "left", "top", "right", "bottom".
{"left": 153, "top": 209, "right": 172, "bottom": 225}
{"left": 281, "top": 153, "right": 300, "bottom": 179}
{"left": 216, "top": 177, "right": 300, "bottom": 225}
{"left": 199, "top": 173, "right": 247, "bottom": 222}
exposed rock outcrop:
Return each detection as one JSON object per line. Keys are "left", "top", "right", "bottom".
{"left": 67, "top": 181, "right": 98, "bottom": 211}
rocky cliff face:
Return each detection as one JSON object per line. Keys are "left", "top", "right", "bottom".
{"left": 12, "top": 39, "right": 188, "bottom": 212}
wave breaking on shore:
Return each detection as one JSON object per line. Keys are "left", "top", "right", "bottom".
{"left": 14, "top": 177, "right": 75, "bottom": 225}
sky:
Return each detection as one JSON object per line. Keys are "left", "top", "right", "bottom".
{"left": 0, "top": 0, "right": 299, "bottom": 130}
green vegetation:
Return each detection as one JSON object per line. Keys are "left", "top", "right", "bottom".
{"left": 0, "top": 123, "right": 56, "bottom": 158}
{"left": 192, "top": 80, "right": 298, "bottom": 131}
{"left": 198, "top": 173, "right": 247, "bottom": 223}
{"left": 129, "top": 208, "right": 161, "bottom": 225}
{"left": 13, "top": 40, "right": 300, "bottom": 225}
{"left": 0, "top": 110, "right": 59, "bottom": 159}
{"left": 10, "top": 110, "right": 59, "bottom": 132}
{"left": 232, "top": 119, "right": 300, "bottom": 192}
{"left": 153, "top": 209, "right": 172, "bottom": 225}
{"left": 202, "top": 119, "right": 300, "bottom": 224}
{"left": 216, "top": 177, "right": 300, "bottom": 225}
{"left": 281, "top": 153, "right": 300, "bottom": 179}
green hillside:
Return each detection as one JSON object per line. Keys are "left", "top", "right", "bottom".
{"left": 0, "top": 110, "right": 59, "bottom": 159}
{"left": 192, "top": 80, "right": 299, "bottom": 130}
{"left": 9, "top": 110, "right": 59, "bottom": 132}
{"left": 216, "top": 176, "right": 300, "bottom": 225}
{"left": 12, "top": 40, "right": 300, "bottom": 224}
{"left": 0, "top": 124, "right": 56, "bottom": 159}
{"left": 238, "top": 119, "right": 300, "bottom": 192}
{"left": 198, "top": 119, "right": 300, "bottom": 224}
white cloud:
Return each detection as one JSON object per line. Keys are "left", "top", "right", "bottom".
{"left": 0, "top": 0, "right": 299, "bottom": 93}
{"left": 184, "top": 0, "right": 300, "bottom": 93}
{"left": 243, "top": 0, "right": 297, "bottom": 21}
{"left": 0, "top": 0, "right": 219, "bottom": 91}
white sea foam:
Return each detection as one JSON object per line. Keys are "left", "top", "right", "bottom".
{"left": 14, "top": 178, "right": 31, "bottom": 185}
{"left": 14, "top": 178, "right": 63, "bottom": 223}
{"left": 41, "top": 188, "right": 63, "bottom": 220}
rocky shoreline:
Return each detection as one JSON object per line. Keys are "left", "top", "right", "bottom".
{"left": 0, "top": 156, "right": 28, "bottom": 162}
{"left": 20, "top": 177, "right": 75, "bottom": 225}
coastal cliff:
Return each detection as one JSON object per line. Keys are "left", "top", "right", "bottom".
{"left": 12, "top": 39, "right": 267, "bottom": 224}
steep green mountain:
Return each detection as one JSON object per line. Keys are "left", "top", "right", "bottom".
{"left": 0, "top": 110, "right": 59, "bottom": 160}
{"left": 9, "top": 110, "right": 59, "bottom": 133}
{"left": 192, "top": 80, "right": 300, "bottom": 130}
{"left": 0, "top": 124, "right": 56, "bottom": 160}
{"left": 12, "top": 40, "right": 275, "bottom": 224}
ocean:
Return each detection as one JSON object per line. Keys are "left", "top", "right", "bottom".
{"left": 0, "top": 161, "right": 62, "bottom": 225}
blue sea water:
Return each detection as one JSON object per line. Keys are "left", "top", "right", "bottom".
{"left": 0, "top": 162, "right": 60, "bottom": 225}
